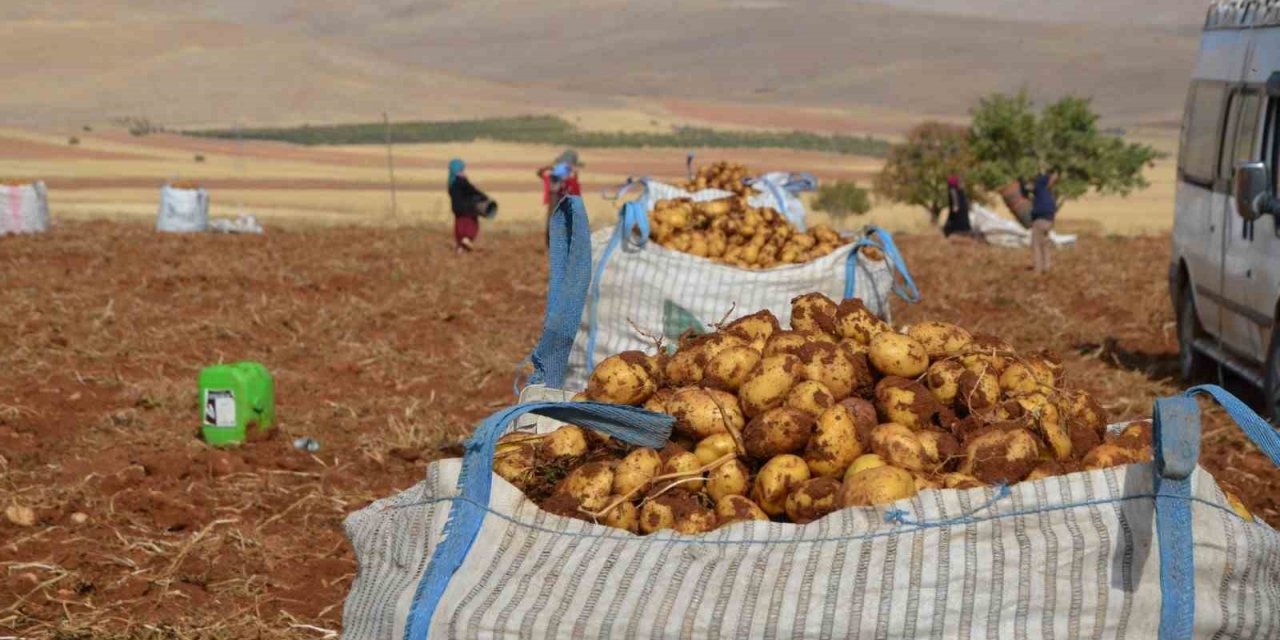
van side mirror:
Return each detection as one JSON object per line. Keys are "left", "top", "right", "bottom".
{"left": 1234, "top": 161, "right": 1278, "bottom": 221}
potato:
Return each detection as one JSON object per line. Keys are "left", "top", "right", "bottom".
{"left": 956, "top": 370, "right": 1001, "bottom": 414}
{"left": 959, "top": 428, "right": 1040, "bottom": 484}
{"left": 841, "top": 465, "right": 917, "bottom": 507}
{"left": 846, "top": 453, "right": 888, "bottom": 479}
{"left": 998, "top": 362, "right": 1047, "bottom": 397}
{"left": 613, "top": 448, "right": 662, "bottom": 496}
{"left": 868, "top": 332, "right": 930, "bottom": 378}
{"left": 494, "top": 445, "right": 535, "bottom": 490}
{"left": 738, "top": 354, "right": 804, "bottom": 417}
{"left": 874, "top": 377, "right": 940, "bottom": 431}
{"left": 906, "top": 321, "right": 973, "bottom": 359}
{"left": 743, "top": 408, "right": 815, "bottom": 460}
{"left": 839, "top": 338, "right": 870, "bottom": 357}
{"left": 870, "top": 423, "right": 930, "bottom": 472}
{"left": 674, "top": 504, "right": 719, "bottom": 535}
{"left": 752, "top": 454, "right": 811, "bottom": 516}
{"left": 1025, "top": 460, "right": 1069, "bottom": 482}
{"left": 586, "top": 352, "right": 658, "bottom": 405}
{"left": 839, "top": 397, "right": 879, "bottom": 444}
{"left": 1022, "top": 399, "right": 1072, "bottom": 461}
{"left": 666, "top": 387, "right": 745, "bottom": 440}
{"left": 1061, "top": 391, "right": 1108, "bottom": 440}
{"left": 699, "top": 332, "right": 753, "bottom": 362}
{"left": 1081, "top": 443, "right": 1149, "bottom": 471}
{"left": 724, "top": 310, "right": 780, "bottom": 347}
{"left": 1026, "top": 352, "right": 1062, "bottom": 388}
{"left": 926, "top": 360, "right": 966, "bottom": 405}
{"left": 639, "top": 492, "right": 686, "bottom": 534}
{"left": 796, "top": 342, "right": 866, "bottom": 399}
{"left": 915, "top": 429, "right": 961, "bottom": 471}
{"left": 643, "top": 388, "right": 675, "bottom": 414}
{"left": 665, "top": 348, "right": 705, "bottom": 387}
{"left": 939, "top": 473, "right": 986, "bottom": 490}
{"left": 790, "top": 293, "right": 839, "bottom": 337}
{"left": 703, "top": 346, "right": 762, "bottom": 392}
{"left": 707, "top": 459, "right": 752, "bottom": 501}
{"left": 787, "top": 380, "right": 836, "bottom": 418}
{"left": 1108, "top": 421, "right": 1153, "bottom": 457}
{"left": 835, "top": 298, "right": 890, "bottom": 344}
{"left": 716, "top": 494, "right": 770, "bottom": 524}
{"left": 600, "top": 500, "right": 640, "bottom": 533}
{"left": 543, "top": 426, "right": 589, "bottom": 459}
{"left": 785, "top": 477, "right": 843, "bottom": 524}
{"left": 660, "top": 452, "right": 705, "bottom": 492}
{"left": 804, "top": 405, "right": 863, "bottom": 478}
{"left": 558, "top": 462, "right": 615, "bottom": 511}
{"left": 1224, "top": 490, "right": 1254, "bottom": 521}
{"left": 912, "top": 473, "right": 941, "bottom": 492}
{"left": 694, "top": 433, "right": 739, "bottom": 466}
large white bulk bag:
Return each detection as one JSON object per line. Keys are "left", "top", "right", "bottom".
{"left": 342, "top": 200, "right": 1280, "bottom": 639}
{"left": 156, "top": 184, "right": 209, "bottom": 233}
{"left": 971, "top": 204, "right": 1078, "bottom": 249}
{"left": 0, "top": 181, "right": 50, "bottom": 235}
{"left": 563, "top": 193, "right": 916, "bottom": 392}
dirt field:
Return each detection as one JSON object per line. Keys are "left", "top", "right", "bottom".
{"left": 2, "top": 219, "right": 1276, "bottom": 638}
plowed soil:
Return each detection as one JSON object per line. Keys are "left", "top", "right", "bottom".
{"left": 1, "top": 222, "right": 1275, "bottom": 638}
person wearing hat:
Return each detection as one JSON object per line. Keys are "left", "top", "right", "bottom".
{"left": 537, "top": 150, "right": 583, "bottom": 247}
{"left": 447, "top": 158, "right": 494, "bottom": 255}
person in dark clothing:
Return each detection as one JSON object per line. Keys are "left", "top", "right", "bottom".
{"left": 536, "top": 149, "right": 583, "bottom": 247}
{"left": 447, "top": 158, "right": 491, "bottom": 254}
{"left": 1020, "top": 172, "right": 1059, "bottom": 273}
{"left": 943, "top": 175, "right": 973, "bottom": 238}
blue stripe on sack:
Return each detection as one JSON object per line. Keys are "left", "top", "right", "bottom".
{"left": 1185, "top": 384, "right": 1280, "bottom": 465}
{"left": 525, "top": 196, "right": 592, "bottom": 389}
{"left": 585, "top": 200, "right": 649, "bottom": 372}
{"left": 1153, "top": 396, "right": 1201, "bottom": 640}
{"left": 403, "top": 401, "right": 674, "bottom": 640}
{"left": 844, "top": 226, "right": 920, "bottom": 304}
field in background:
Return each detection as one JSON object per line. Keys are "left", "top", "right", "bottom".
{"left": 0, "top": 126, "right": 1178, "bottom": 235}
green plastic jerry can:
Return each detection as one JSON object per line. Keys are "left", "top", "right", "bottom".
{"left": 198, "top": 361, "right": 275, "bottom": 446}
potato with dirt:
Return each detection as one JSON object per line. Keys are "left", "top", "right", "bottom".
{"left": 693, "top": 433, "right": 739, "bottom": 466}
{"left": 494, "top": 444, "right": 536, "bottom": 490}
{"left": 796, "top": 342, "right": 867, "bottom": 399}
{"left": 665, "top": 387, "right": 745, "bottom": 440}
{"left": 716, "top": 494, "right": 770, "bottom": 524}
{"left": 724, "top": 310, "right": 780, "bottom": 349}
{"left": 587, "top": 352, "right": 658, "bottom": 405}
{"left": 785, "top": 477, "right": 843, "bottom": 524}
{"left": 601, "top": 501, "right": 640, "bottom": 533}
{"left": 926, "top": 360, "right": 966, "bottom": 405}
{"left": 543, "top": 426, "right": 589, "bottom": 459}
{"left": 956, "top": 370, "right": 1001, "bottom": 414}
{"left": 845, "top": 453, "right": 888, "bottom": 478}
{"left": 665, "top": 347, "right": 706, "bottom": 387}
{"left": 868, "top": 332, "right": 930, "bottom": 378}
{"left": 907, "top": 321, "right": 973, "bottom": 358}
{"left": 613, "top": 448, "right": 662, "bottom": 496}
{"left": 752, "top": 454, "right": 811, "bottom": 516}
{"left": 874, "top": 377, "right": 940, "bottom": 430}
{"left": 835, "top": 298, "right": 890, "bottom": 344}
{"left": 702, "top": 346, "right": 762, "bottom": 392}
{"left": 743, "top": 407, "right": 816, "bottom": 460}
{"left": 738, "top": 354, "right": 804, "bottom": 417}
{"left": 706, "top": 458, "right": 751, "bottom": 501}
{"left": 870, "top": 423, "right": 931, "bottom": 472}
{"left": 959, "top": 427, "right": 1040, "bottom": 484}
{"left": 841, "top": 465, "right": 917, "bottom": 507}
{"left": 557, "top": 462, "right": 615, "bottom": 511}
{"left": 659, "top": 451, "right": 706, "bottom": 492}
{"left": 787, "top": 380, "right": 836, "bottom": 418}
{"left": 804, "top": 404, "right": 863, "bottom": 478}
{"left": 790, "top": 293, "right": 839, "bottom": 338}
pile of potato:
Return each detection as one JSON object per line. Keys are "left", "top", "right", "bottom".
{"left": 650, "top": 197, "right": 857, "bottom": 269}
{"left": 494, "top": 295, "right": 1252, "bottom": 535}
{"left": 681, "top": 161, "right": 752, "bottom": 194}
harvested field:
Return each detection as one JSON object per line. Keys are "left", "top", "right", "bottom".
{"left": 1, "top": 221, "right": 1276, "bottom": 638}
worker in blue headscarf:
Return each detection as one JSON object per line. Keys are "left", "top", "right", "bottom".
{"left": 447, "top": 158, "right": 494, "bottom": 254}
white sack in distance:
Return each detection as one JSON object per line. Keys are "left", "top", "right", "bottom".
{"left": 0, "top": 182, "right": 50, "bottom": 236}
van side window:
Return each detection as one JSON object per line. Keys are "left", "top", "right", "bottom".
{"left": 1232, "top": 91, "right": 1262, "bottom": 169}
{"left": 1181, "top": 81, "right": 1228, "bottom": 185}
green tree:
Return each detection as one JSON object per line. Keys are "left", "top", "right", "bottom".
{"left": 812, "top": 180, "right": 872, "bottom": 225}
{"left": 969, "top": 91, "right": 1161, "bottom": 205}
{"left": 873, "top": 122, "right": 974, "bottom": 224}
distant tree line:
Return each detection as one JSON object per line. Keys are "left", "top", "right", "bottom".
{"left": 185, "top": 116, "right": 892, "bottom": 157}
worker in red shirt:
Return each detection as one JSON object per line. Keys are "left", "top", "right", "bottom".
{"left": 537, "top": 149, "right": 583, "bottom": 247}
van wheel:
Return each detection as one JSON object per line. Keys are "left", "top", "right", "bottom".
{"left": 1177, "top": 283, "right": 1212, "bottom": 382}
{"left": 1265, "top": 324, "right": 1280, "bottom": 423}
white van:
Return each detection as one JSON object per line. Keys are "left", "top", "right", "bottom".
{"left": 1172, "top": 1, "right": 1280, "bottom": 420}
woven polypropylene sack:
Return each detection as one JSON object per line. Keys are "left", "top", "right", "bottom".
{"left": 562, "top": 222, "right": 902, "bottom": 392}
{"left": 156, "top": 185, "right": 209, "bottom": 233}
{"left": 0, "top": 182, "right": 50, "bottom": 235}
{"left": 341, "top": 386, "right": 1280, "bottom": 640}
